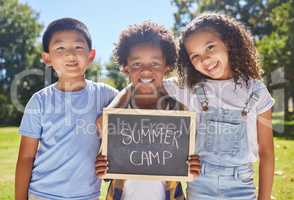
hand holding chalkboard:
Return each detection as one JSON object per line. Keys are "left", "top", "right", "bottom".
{"left": 187, "top": 155, "right": 201, "bottom": 176}
{"left": 101, "top": 108, "right": 196, "bottom": 181}
{"left": 95, "top": 154, "right": 108, "bottom": 177}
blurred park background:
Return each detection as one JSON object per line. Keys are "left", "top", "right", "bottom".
{"left": 0, "top": 0, "right": 293, "bottom": 199}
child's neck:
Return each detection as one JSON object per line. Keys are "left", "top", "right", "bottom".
{"left": 56, "top": 76, "right": 86, "bottom": 92}
{"left": 131, "top": 87, "right": 168, "bottom": 109}
{"left": 132, "top": 96, "right": 160, "bottom": 109}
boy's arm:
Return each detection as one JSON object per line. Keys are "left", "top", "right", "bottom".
{"left": 257, "top": 109, "right": 274, "bottom": 200}
{"left": 106, "top": 85, "right": 131, "bottom": 109}
{"left": 96, "top": 86, "right": 131, "bottom": 137}
{"left": 15, "top": 136, "right": 39, "bottom": 200}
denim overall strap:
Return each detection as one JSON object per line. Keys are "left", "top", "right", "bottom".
{"left": 241, "top": 91, "right": 260, "bottom": 116}
{"left": 194, "top": 83, "right": 260, "bottom": 114}
{"left": 193, "top": 83, "right": 208, "bottom": 111}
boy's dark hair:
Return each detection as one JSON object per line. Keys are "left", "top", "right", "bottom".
{"left": 114, "top": 21, "right": 178, "bottom": 68}
{"left": 178, "top": 13, "right": 262, "bottom": 88}
{"left": 42, "top": 18, "right": 92, "bottom": 52}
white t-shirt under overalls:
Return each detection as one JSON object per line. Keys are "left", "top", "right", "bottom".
{"left": 164, "top": 77, "right": 274, "bottom": 165}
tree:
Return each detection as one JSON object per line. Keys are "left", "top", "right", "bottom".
{"left": 0, "top": 0, "right": 43, "bottom": 124}
{"left": 85, "top": 61, "right": 102, "bottom": 82}
{"left": 105, "top": 56, "right": 127, "bottom": 90}
{"left": 172, "top": 0, "right": 197, "bottom": 35}
{"left": 171, "top": 0, "right": 286, "bottom": 37}
{"left": 258, "top": 0, "right": 294, "bottom": 118}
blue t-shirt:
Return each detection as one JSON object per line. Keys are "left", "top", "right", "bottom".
{"left": 19, "top": 80, "right": 118, "bottom": 200}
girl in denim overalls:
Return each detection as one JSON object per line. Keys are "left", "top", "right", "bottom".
{"left": 164, "top": 13, "right": 274, "bottom": 200}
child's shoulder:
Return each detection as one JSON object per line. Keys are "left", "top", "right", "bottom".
{"left": 30, "top": 83, "right": 56, "bottom": 99}
{"left": 163, "top": 77, "right": 188, "bottom": 92}
{"left": 248, "top": 79, "right": 267, "bottom": 91}
{"left": 236, "top": 79, "right": 268, "bottom": 97}
{"left": 86, "top": 80, "right": 118, "bottom": 93}
{"left": 23, "top": 84, "right": 56, "bottom": 114}
{"left": 207, "top": 78, "right": 267, "bottom": 92}
{"left": 248, "top": 79, "right": 274, "bottom": 114}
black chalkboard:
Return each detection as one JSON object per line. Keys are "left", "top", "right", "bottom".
{"left": 101, "top": 108, "right": 196, "bottom": 181}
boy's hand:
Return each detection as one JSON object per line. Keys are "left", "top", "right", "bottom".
{"left": 95, "top": 154, "right": 108, "bottom": 177}
{"left": 187, "top": 155, "right": 200, "bottom": 176}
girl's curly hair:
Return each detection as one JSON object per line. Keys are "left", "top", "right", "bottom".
{"left": 114, "top": 21, "right": 178, "bottom": 68}
{"left": 177, "top": 13, "right": 262, "bottom": 88}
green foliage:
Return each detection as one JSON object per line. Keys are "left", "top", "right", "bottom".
{"left": 257, "top": 1, "right": 293, "bottom": 68}
{"left": 105, "top": 57, "right": 127, "bottom": 90}
{"left": 85, "top": 61, "right": 102, "bottom": 82}
{"left": 0, "top": 0, "right": 43, "bottom": 87}
{"left": 0, "top": 0, "right": 43, "bottom": 125}
{"left": 171, "top": 0, "right": 197, "bottom": 35}
{"left": 257, "top": 1, "right": 294, "bottom": 118}
{"left": 171, "top": 0, "right": 285, "bottom": 37}
{"left": 0, "top": 94, "right": 10, "bottom": 120}
{"left": 257, "top": 32, "right": 287, "bottom": 74}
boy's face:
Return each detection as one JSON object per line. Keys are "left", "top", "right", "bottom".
{"left": 123, "top": 43, "right": 170, "bottom": 95}
{"left": 42, "top": 30, "right": 95, "bottom": 80}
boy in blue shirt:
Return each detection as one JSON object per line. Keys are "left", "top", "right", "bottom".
{"left": 15, "top": 18, "right": 118, "bottom": 200}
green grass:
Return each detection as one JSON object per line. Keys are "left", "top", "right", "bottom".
{"left": 269, "top": 138, "right": 294, "bottom": 199}
{"left": 0, "top": 127, "right": 109, "bottom": 199}
{"left": 1, "top": 127, "right": 294, "bottom": 199}
{"left": 0, "top": 127, "right": 19, "bottom": 200}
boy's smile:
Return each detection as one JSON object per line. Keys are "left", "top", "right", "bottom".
{"left": 185, "top": 30, "right": 232, "bottom": 80}
{"left": 124, "top": 43, "right": 170, "bottom": 96}
{"left": 42, "top": 30, "right": 95, "bottom": 81}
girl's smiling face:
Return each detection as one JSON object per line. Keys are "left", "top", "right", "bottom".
{"left": 184, "top": 29, "right": 233, "bottom": 80}
{"left": 124, "top": 43, "right": 170, "bottom": 95}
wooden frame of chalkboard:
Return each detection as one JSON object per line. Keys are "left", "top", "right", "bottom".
{"left": 101, "top": 108, "right": 196, "bottom": 181}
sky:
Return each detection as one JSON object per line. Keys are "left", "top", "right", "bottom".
{"left": 19, "top": 0, "right": 176, "bottom": 65}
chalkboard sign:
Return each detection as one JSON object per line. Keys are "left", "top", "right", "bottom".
{"left": 101, "top": 108, "right": 196, "bottom": 181}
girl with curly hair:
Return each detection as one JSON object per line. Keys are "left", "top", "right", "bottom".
{"left": 164, "top": 13, "right": 274, "bottom": 200}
